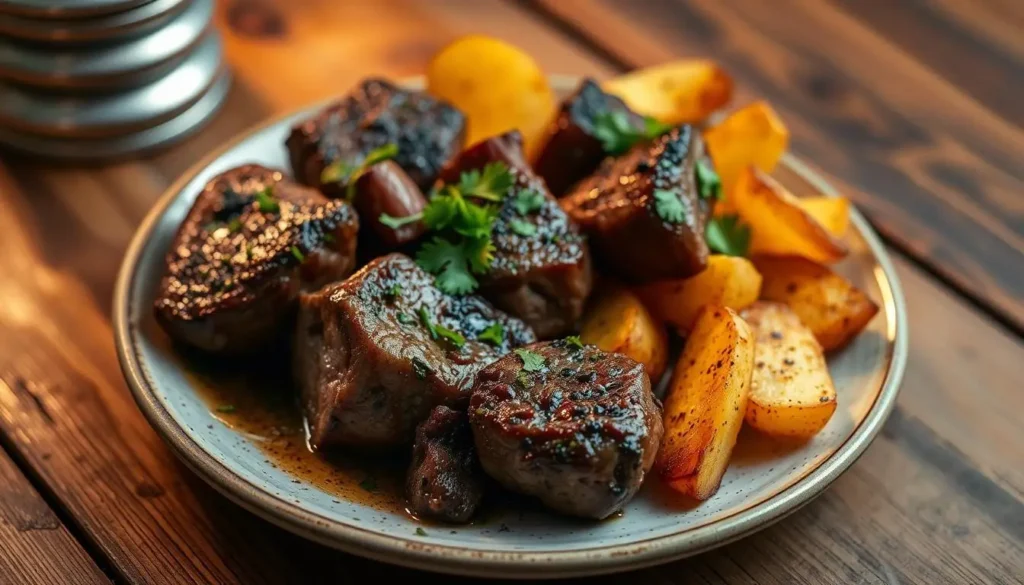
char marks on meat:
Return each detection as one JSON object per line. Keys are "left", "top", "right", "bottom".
{"left": 154, "top": 164, "right": 358, "bottom": 354}
{"left": 469, "top": 339, "right": 663, "bottom": 519}
{"left": 561, "top": 125, "right": 710, "bottom": 282}
{"left": 437, "top": 131, "right": 593, "bottom": 338}
{"left": 533, "top": 78, "right": 644, "bottom": 197}
{"left": 406, "top": 406, "right": 484, "bottom": 523}
{"left": 294, "top": 253, "right": 535, "bottom": 450}
{"left": 287, "top": 78, "right": 466, "bottom": 196}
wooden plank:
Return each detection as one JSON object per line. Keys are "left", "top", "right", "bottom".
{"left": 527, "top": 0, "right": 1024, "bottom": 332}
{"left": 0, "top": 448, "right": 110, "bottom": 585}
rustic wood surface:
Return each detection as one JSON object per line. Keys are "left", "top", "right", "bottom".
{"left": 0, "top": 1, "right": 1020, "bottom": 584}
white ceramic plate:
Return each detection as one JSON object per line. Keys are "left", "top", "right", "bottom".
{"left": 114, "top": 76, "right": 907, "bottom": 579}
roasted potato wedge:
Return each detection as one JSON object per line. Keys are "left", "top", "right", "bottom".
{"left": 603, "top": 60, "right": 733, "bottom": 124}
{"left": 704, "top": 100, "right": 789, "bottom": 206}
{"left": 655, "top": 305, "right": 754, "bottom": 500}
{"left": 754, "top": 255, "right": 879, "bottom": 352}
{"left": 580, "top": 286, "right": 669, "bottom": 381}
{"left": 636, "top": 255, "right": 762, "bottom": 332}
{"left": 733, "top": 167, "right": 848, "bottom": 263}
{"left": 427, "top": 35, "right": 556, "bottom": 155}
{"left": 741, "top": 302, "right": 837, "bottom": 439}
{"left": 797, "top": 196, "right": 851, "bottom": 238}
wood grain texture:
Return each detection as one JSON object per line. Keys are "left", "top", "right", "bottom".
{"left": 0, "top": 449, "right": 110, "bottom": 585}
{"left": 528, "top": 0, "right": 1024, "bottom": 333}
{"left": 0, "top": 1, "right": 1020, "bottom": 584}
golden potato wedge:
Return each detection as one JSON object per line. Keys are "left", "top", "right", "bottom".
{"left": 602, "top": 60, "right": 733, "bottom": 124}
{"left": 635, "top": 255, "right": 762, "bottom": 332}
{"left": 733, "top": 167, "right": 848, "bottom": 263}
{"left": 580, "top": 286, "right": 669, "bottom": 381}
{"left": 753, "top": 255, "right": 879, "bottom": 352}
{"left": 427, "top": 35, "right": 556, "bottom": 155}
{"left": 655, "top": 305, "right": 754, "bottom": 500}
{"left": 704, "top": 100, "right": 789, "bottom": 204}
{"left": 741, "top": 302, "right": 837, "bottom": 439}
{"left": 797, "top": 196, "right": 851, "bottom": 239}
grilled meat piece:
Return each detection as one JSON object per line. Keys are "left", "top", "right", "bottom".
{"left": 352, "top": 160, "right": 428, "bottom": 256}
{"left": 561, "top": 126, "right": 710, "bottom": 283}
{"left": 406, "top": 405, "right": 484, "bottom": 523}
{"left": 154, "top": 164, "right": 358, "bottom": 354}
{"left": 294, "top": 253, "right": 535, "bottom": 450}
{"left": 287, "top": 78, "right": 466, "bottom": 196}
{"left": 469, "top": 339, "right": 663, "bottom": 519}
{"left": 533, "top": 78, "right": 644, "bottom": 197}
{"left": 437, "top": 131, "right": 593, "bottom": 338}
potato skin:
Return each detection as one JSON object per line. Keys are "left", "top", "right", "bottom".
{"left": 733, "top": 167, "right": 847, "bottom": 264}
{"left": 704, "top": 100, "right": 789, "bottom": 205}
{"left": 741, "top": 302, "right": 837, "bottom": 439}
{"left": 753, "top": 255, "right": 879, "bottom": 352}
{"left": 635, "top": 255, "right": 762, "bottom": 333}
{"left": 580, "top": 286, "right": 669, "bottom": 382}
{"left": 603, "top": 59, "right": 733, "bottom": 124}
{"left": 655, "top": 305, "right": 754, "bottom": 500}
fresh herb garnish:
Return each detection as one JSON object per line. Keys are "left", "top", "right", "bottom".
{"left": 478, "top": 322, "right": 505, "bottom": 346}
{"left": 653, "top": 189, "right": 686, "bottom": 224}
{"left": 418, "top": 306, "right": 437, "bottom": 338}
{"left": 215, "top": 405, "right": 236, "bottom": 413}
{"left": 593, "top": 111, "right": 674, "bottom": 155}
{"left": 379, "top": 213, "right": 421, "bottom": 230}
{"left": 695, "top": 160, "right": 722, "bottom": 201}
{"left": 509, "top": 218, "right": 537, "bottom": 237}
{"left": 644, "top": 116, "right": 673, "bottom": 138}
{"left": 290, "top": 246, "right": 305, "bottom": 262}
{"left": 254, "top": 187, "right": 279, "bottom": 213}
{"left": 359, "top": 475, "right": 378, "bottom": 492}
{"left": 434, "top": 324, "right": 466, "bottom": 349}
{"left": 565, "top": 335, "right": 585, "bottom": 350}
{"left": 457, "top": 162, "right": 515, "bottom": 202}
{"left": 705, "top": 214, "right": 752, "bottom": 257}
{"left": 320, "top": 143, "right": 400, "bottom": 200}
{"left": 416, "top": 238, "right": 480, "bottom": 295}
{"left": 515, "top": 370, "right": 532, "bottom": 388}
{"left": 386, "top": 283, "right": 401, "bottom": 299}
{"left": 397, "top": 312, "right": 415, "bottom": 325}
{"left": 411, "top": 356, "right": 432, "bottom": 380}
{"left": 513, "top": 189, "right": 545, "bottom": 215}
{"left": 415, "top": 527, "right": 428, "bottom": 537}
{"left": 514, "top": 348, "right": 546, "bottom": 372}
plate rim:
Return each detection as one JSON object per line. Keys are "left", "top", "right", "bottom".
{"left": 113, "top": 74, "right": 908, "bottom": 579}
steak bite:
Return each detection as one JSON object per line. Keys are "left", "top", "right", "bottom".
{"left": 154, "top": 164, "right": 358, "bottom": 354}
{"left": 469, "top": 339, "right": 663, "bottom": 519}
{"left": 436, "top": 131, "right": 593, "bottom": 339}
{"left": 406, "top": 406, "right": 484, "bottom": 524}
{"left": 293, "top": 253, "right": 535, "bottom": 450}
{"left": 561, "top": 125, "right": 711, "bottom": 283}
{"left": 533, "top": 78, "right": 645, "bottom": 197}
{"left": 287, "top": 78, "right": 466, "bottom": 196}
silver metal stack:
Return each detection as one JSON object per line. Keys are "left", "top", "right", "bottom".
{"left": 0, "top": 0, "right": 229, "bottom": 160}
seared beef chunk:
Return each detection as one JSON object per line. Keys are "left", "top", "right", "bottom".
{"left": 469, "top": 339, "right": 663, "bottom": 519}
{"left": 154, "top": 164, "right": 358, "bottom": 354}
{"left": 534, "top": 78, "right": 644, "bottom": 197}
{"left": 287, "top": 78, "right": 466, "bottom": 196}
{"left": 437, "top": 131, "right": 593, "bottom": 338}
{"left": 406, "top": 406, "right": 484, "bottom": 523}
{"left": 294, "top": 253, "right": 535, "bottom": 449}
{"left": 561, "top": 126, "right": 710, "bottom": 282}
{"left": 352, "top": 160, "right": 427, "bottom": 255}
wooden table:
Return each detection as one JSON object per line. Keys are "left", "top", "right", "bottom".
{"left": 1, "top": 1, "right": 1021, "bottom": 583}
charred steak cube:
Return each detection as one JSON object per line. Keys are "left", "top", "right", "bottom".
{"left": 469, "top": 339, "right": 663, "bottom": 519}
{"left": 561, "top": 125, "right": 711, "bottom": 283}
{"left": 533, "top": 78, "right": 645, "bottom": 197}
{"left": 154, "top": 164, "right": 358, "bottom": 354}
{"left": 287, "top": 78, "right": 466, "bottom": 196}
{"left": 406, "top": 405, "right": 484, "bottom": 524}
{"left": 294, "top": 253, "right": 535, "bottom": 450}
{"left": 436, "top": 130, "right": 593, "bottom": 339}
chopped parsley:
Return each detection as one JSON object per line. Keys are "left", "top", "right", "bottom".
{"left": 396, "top": 312, "right": 415, "bottom": 325}
{"left": 254, "top": 187, "right": 279, "bottom": 213}
{"left": 509, "top": 218, "right": 537, "bottom": 237}
{"left": 513, "top": 189, "right": 545, "bottom": 215}
{"left": 478, "top": 322, "right": 505, "bottom": 346}
{"left": 418, "top": 307, "right": 465, "bottom": 348}
{"left": 290, "top": 246, "right": 305, "bottom": 262}
{"left": 695, "top": 160, "right": 722, "bottom": 201}
{"left": 653, "top": 189, "right": 686, "bottom": 224}
{"left": 320, "top": 143, "right": 400, "bottom": 200}
{"left": 564, "top": 335, "right": 585, "bottom": 350}
{"left": 514, "top": 348, "right": 546, "bottom": 372}
{"left": 416, "top": 238, "right": 481, "bottom": 294}
{"left": 215, "top": 405, "right": 236, "bottom": 413}
{"left": 378, "top": 213, "right": 421, "bottom": 230}
{"left": 706, "top": 214, "right": 752, "bottom": 257}
{"left": 457, "top": 162, "right": 516, "bottom": 202}
{"left": 593, "top": 111, "right": 674, "bottom": 155}
{"left": 386, "top": 283, "right": 401, "bottom": 299}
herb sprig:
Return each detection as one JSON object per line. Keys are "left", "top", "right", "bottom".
{"left": 514, "top": 348, "right": 546, "bottom": 372}
{"left": 593, "top": 111, "right": 673, "bottom": 155}
{"left": 706, "top": 214, "right": 751, "bottom": 257}
{"left": 320, "top": 143, "right": 399, "bottom": 200}
{"left": 478, "top": 322, "right": 505, "bottom": 346}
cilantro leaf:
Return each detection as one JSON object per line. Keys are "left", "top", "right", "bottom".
{"left": 514, "top": 348, "right": 546, "bottom": 372}
{"left": 434, "top": 324, "right": 466, "bottom": 349}
{"left": 320, "top": 143, "right": 399, "bottom": 199}
{"left": 379, "top": 212, "right": 422, "bottom": 230}
{"left": 593, "top": 111, "right": 638, "bottom": 155}
{"left": 452, "top": 200, "right": 498, "bottom": 239}
{"left": 364, "top": 143, "right": 400, "bottom": 167}
{"left": 513, "top": 189, "right": 545, "bottom": 215}
{"left": 478, "top": 322, "right": 505, "bottom": 346}
{"left": 653, "top": 189, "right": 686, "bottom": 224}
{"left": 509, "top": 218, "right": 537, "bottom": 237}
{"left": 320, "top": 160, "right": 356, "bottom": 185}
{"left": 416, "top": 237, "right": 478, "bottom": 294}
{"left": 459, "top": 162, "right": 514, "bottom": 202}
{"left": 643, "top": 116, "right": 673, "bottom": 139}
{"left": 422, "top": 189, "right": 461, "bottom": 230}
{"left": 462, "top": 235, "right": 495, "bottom": 274}
{"left": 564, "top": 335, "right": 584, "bottom": 350}
{"left": 290, "top": 246, "right": 305, "bottom": 262}
{"left": 695, "top": 160, "right": 722, "bottom": 201}
{"left": 254, "top": 188, "right": 279, "bottom": 213}
{"left": 706, "top": 214, "right": 751, "bottom": 257}
{"left": 397, "top": 312, "right": 415, "bottom": 325}
{"left": 418, "top": 306, "right": 437, "bottom": 338}
{"left": 386, "top": 284, "right": 401, "bottom": 299}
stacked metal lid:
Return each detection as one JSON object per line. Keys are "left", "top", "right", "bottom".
{"left": 0, "top": 0, "right": 230, "bottom": 159}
